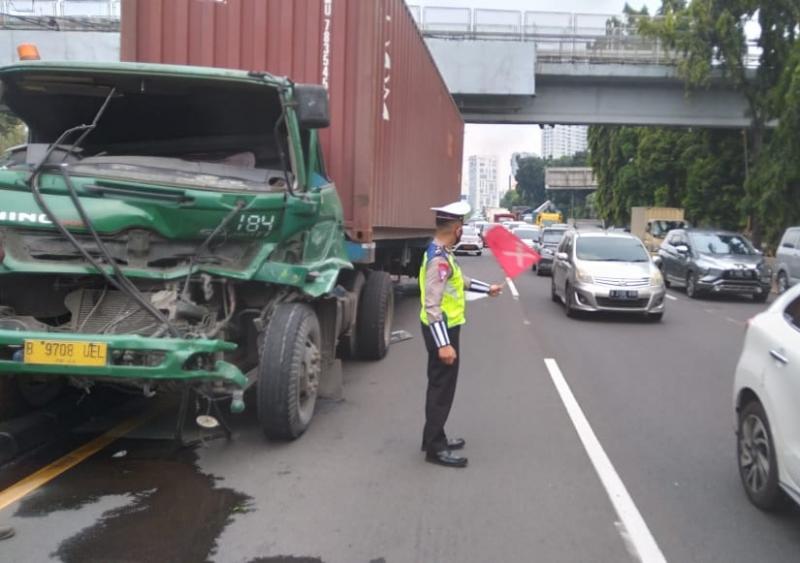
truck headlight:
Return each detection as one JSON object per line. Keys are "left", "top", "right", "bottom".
{"left": 576, "top": 268, "right": 594, "bottom": 284}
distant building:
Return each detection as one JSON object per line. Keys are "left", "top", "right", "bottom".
{"left": 542, "top": 125, "right": 588, "bottom": 159}
{"left": 467, "top": 155, "right": 499, "bottom": 213}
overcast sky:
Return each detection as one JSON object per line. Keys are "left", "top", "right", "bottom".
{"left": 409, "top": 0, "right": 661, "bottom": 194}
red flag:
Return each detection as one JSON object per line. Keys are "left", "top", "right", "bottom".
{"left": 483, "top": 225, "right": 541, "bottom": 278}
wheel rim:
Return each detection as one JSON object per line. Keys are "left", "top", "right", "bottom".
{"left": 739, "top": 414, "right": 771, "bottom": 494}
{"left": 383, "top": 288, "right": 395, "bottom": 351}
{"left": 297, "top": 336, "right": 321, "bottom": 425}
{"left": 778, "top": 274, "right": 789, "bottom": 294}
{"left": 564, "top": 284, "right": 572, "bottom": 311}
{"left": 687, "top": 275, "right": 695, "bottom": 297}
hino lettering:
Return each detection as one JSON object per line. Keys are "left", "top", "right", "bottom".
{"left": 0, "top": 211, "right": 52, "bottom": 224}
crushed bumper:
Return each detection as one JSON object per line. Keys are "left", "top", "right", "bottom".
{"left": 0, "top": 330, "right": 246, "bottom": 388}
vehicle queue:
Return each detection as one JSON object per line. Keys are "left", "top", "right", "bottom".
{"left": 465, "top": 211, "right": 800, "bottom": 516}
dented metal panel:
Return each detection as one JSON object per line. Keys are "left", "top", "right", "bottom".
{"left": 121, "top": 0, "right": 463, "bottom": 243}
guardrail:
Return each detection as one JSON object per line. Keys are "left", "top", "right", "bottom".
{"left": 0, "top": 0, "right": 119, "bottom": 16}
{"left": 408, "top": 5, "right": 759, "bottom": 67}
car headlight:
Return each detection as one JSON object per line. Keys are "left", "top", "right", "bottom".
{"left": 705, "top": 267, "right": 723, "bottom": 278}
{"left": 650, "top": 270, "right": 664, "bottom": 287}
{"left": 576, "top": 268, "right": 594, "bottom": 284}
{"left": 543, "top": 248, "right": 554, "bottom": 255}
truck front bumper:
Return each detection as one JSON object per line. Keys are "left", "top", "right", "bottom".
{"left": 0, "top": 330, "right": 247, "bottom": 388}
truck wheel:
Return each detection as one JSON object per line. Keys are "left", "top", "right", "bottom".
{"left": 356, "top": 271, "right": 394, "bottom": 360}
{"left": 337, "top": 271, "right": 366, "bottom": 360}
{"left": 257, "top": 303, "right": 321, "bottom": 440}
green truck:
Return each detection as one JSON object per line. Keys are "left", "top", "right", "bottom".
{"left": 0, "top": 61, "right": 405, "bottom": 439}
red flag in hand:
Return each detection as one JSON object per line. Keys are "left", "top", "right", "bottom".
{"left": 483, "top": 225, "right": 541, "bottom": 278}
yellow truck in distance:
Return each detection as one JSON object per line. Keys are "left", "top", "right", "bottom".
{"left": 631, "top": 207, "right": 689, "bottom": 253}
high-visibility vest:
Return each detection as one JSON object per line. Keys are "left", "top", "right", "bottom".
{"left": 419, "top": 246, "right": 466, "bottom": 328}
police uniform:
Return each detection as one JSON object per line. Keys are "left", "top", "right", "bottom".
{"left": 420, "top": 202, "right": 493, "bottom": 465}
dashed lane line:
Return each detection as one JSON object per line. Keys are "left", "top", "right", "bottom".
{"left": 505, "top": 277, "right": 520, "bottom": 300}
{"left": 544, "top": 358, "right": 667, "bottom": 563}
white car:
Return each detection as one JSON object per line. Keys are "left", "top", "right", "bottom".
{"left": 453, "top": 225, "right": 483, "bottom": 256}
{"left": 511, "top": 226, "right": 541, "bottom": 249}
{"left": 733, "top": 283, "right": 800, "bottom": 510}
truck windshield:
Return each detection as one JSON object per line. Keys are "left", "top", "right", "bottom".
{"left": 576, "top": 237, "right": 650, "bottom": 262}
{"left": 690, "top": 233, "right": 755, "bottom": 256}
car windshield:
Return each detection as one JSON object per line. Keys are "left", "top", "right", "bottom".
{"left": 462, "top": 227, "right": 478, "bottom": 236}
{"left": 650, "top": 220, "right": 686, "bottom": 237}
{"left": 576, "top": 237, "right": 650, "bottom": 262}
{"left": 690, "top": 233, "right": 755, "bottom": 256}
{"left": 543, "top": 230, "right": 566, "bottom": 243}
{"left": 514, "top": 229, "right": 539, "bottom": 241}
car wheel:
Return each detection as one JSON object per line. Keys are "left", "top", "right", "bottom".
{"left": 686, "top": 272, "right": 700, "bottom": 299}
{"left": 563, "top": 283, "right": 578, "bottom": 318}
{"left": 777, "top": 272, "right": 789, "bottom": 294}
{"left": 536, "top": 265, "right": 546, "bottom": 277}
{"left": 551, "top": 278, "right": 560, "bottom": 303}
{"left": 476, "top": 250, "right": 483, "bottom": 256}
{"left": 737, "top": 400, "right": 787, "bottom": 511}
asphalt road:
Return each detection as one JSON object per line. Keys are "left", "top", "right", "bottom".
{"left": 1, "top": 252, "right": 799, "bottom": 562}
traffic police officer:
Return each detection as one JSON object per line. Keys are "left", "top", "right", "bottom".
{"left": 420, "top": 201, "right": 501, "bottom": 468}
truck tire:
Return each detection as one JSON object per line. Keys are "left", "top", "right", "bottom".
{"left": 337, "top": 271, "right": 366, "bottom": 360}
{"left": 356, "top": 271, "right": 394, "bottom": 361}
{"left": 257, "top": 303, "right": 321, "bottom": 440}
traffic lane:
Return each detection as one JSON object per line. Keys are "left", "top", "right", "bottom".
{"left": 515, "top": 271, "right": 800, "bottom": 562}
{"left": 197, "top": 255, "right": 632, "bottom": 563}
{"left": 0, "top": 256, "right": 631, "bottom": 563}
{"left": 665, "top": 287, "right": 774, "bottom": 326}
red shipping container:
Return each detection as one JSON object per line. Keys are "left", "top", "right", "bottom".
{"left": 120, "top": 0, "right": 464, "bottom": 244}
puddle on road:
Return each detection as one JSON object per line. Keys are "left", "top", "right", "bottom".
{"left": 14, "top": 437, "right": 251, "bottom": 562}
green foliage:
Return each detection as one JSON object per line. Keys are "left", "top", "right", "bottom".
{"left": 509, "top": 152, "right": 592, "bottom": 218}
{"left": 500, "top": 188, "right": 520, "bottom": 209}
{"left": 588, "top": 0, "right": 800, "bottom": 246}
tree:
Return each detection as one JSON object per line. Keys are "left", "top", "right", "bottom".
{"left": 638, "top": 0, "right": 800, "bottom": 244}
{"left": 0, "top": 113, "right": 25, "bottom": 153}
{"left": 500, "top": 188, "right": 520, "bottom": 209}
{"left": 513, "top": 157, "right": 547, "bottom": 208}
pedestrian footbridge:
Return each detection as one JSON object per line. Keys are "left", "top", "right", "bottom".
{"left": 0, "top": 2, "right": 757, "bottom": 128}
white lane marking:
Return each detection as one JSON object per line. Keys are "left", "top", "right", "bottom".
{"left": 665, "top": 294, "right": 677, "bottom": 301}
{"left": 544, "top": 359, "right": 667, "bottom": 563}
{"left": 725, "top": 316, "right": 746, "bottom": 327}
{"left": 505, "top": 277, "right": 519, "bottom": 300}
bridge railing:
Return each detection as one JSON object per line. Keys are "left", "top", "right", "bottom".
{"left": 410, "top": 5, "right": 759, "bottom": 67}
{"left": 0, "top": 0, "right": 119, "bottom": 17}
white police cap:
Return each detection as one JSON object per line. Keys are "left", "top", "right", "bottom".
{"left": 431, "top": 201, "right": 471, "bottom": 221}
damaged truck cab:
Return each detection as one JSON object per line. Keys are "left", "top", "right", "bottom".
{"left": 0, "top": 61, "right": 394, "bottom": 439}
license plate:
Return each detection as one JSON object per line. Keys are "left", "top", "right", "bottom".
{"left": 609, "top": 290, "right": 639, "bottom": 300}
{"left": 24, "top": 340, "right": 108, "bottom": 367}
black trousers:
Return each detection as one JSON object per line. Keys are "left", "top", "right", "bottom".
{"left": 421, "top": 323, "right": 461, "bottom": 454}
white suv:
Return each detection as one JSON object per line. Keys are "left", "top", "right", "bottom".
{"left": 734, "top": 283, "right": 800, "bottom": 510}
{"left": 775, "top": 226, "right": 800, "bottom": 294}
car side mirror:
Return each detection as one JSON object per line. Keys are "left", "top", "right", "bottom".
{"left": 675, "top": 245, "right": 689, "bottom": 254}
{"left": 556, "top": 252, "right": 569, "bottom": 261}
{"left": 294, "top": 84, "right": 330, "bottom": 129}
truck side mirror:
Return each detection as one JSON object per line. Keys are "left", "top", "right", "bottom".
{"left": 294, "top": 84, "right": 330, "bottom": 129}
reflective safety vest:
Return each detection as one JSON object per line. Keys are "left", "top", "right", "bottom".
{"left": 419, "top": 246, "right": 466, "bottom": 328}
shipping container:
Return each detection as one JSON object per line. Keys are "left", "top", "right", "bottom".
{"left": 120, "top": 0, "right": 464, "bottom": 249}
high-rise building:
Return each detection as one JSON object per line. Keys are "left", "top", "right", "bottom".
{"left": 542, "top": 125, "right": 588, "bottom": 159}
{"left": 467, "top": 155, "right": 499, "bottom": 214}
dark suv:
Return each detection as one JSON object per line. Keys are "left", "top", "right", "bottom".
{"left": 658, "top": 229, "right": 772, "bottom": 302}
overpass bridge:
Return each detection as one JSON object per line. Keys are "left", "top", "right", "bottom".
{"left": 408, "top": 6, "right": 756, "bottom": 128}
{"left": 0, "top": 2, "right": 757, "bottom": 128}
